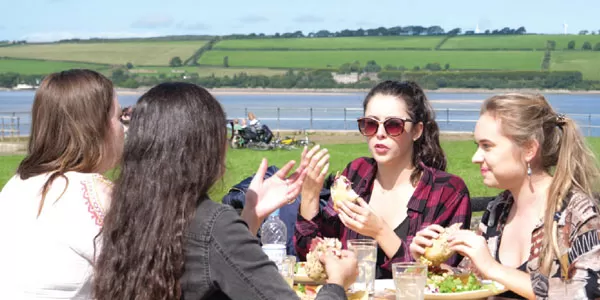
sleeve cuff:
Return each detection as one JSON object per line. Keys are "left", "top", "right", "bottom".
{"left": 381, "top": 239, "right": 408, "bottom": 271}
{"left": 295, "top": 210, "right": 323, "bottom": 237}
{"left": 316, "top": 284, "right": 348, "bottom": 299}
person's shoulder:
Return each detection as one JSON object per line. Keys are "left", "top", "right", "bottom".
{"left": 426, "top": 166, "right": 468, "bottom": 191}
{"left": 347, "top": 156, "right": 376, "bottom": 171}
{"left": 564, "top": 189, "right": 600, "bottom": 228}
{"left": 77, "top": 172, "right": 113, "bottom": 226}
{"left": 187, "top": 199, "right": 236, "bottom": 239}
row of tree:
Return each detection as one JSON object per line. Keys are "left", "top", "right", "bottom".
{"left": 224, "top": 26, "right": 527, "bottom": 39}
{"left": 336, "top": 60, "right": 451, "bottom": 73}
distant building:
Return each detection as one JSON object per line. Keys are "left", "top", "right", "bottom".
{"left": 14, "top": 84, "right": 36, "bottom": 90}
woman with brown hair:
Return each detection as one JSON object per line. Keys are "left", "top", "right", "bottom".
{"left": 295, "top": 80, "right": 472, "bottom": 279}
{"left": 0, "top": 69, "right": 124, "bottom": 298}
{"left": 93, "top": 82, "right": 358, "bottom": 300}
{"left": 411, "top": 93, "right": 600, "bottom": 299}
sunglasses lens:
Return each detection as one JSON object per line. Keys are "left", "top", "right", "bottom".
{"left": 384, "top": 118, "right": 405, "bottom": 136}
{"left": 358, "top": 119, "right": 378, "bottom": 136}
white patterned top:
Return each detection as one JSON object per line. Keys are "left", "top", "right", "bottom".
{"left": 0, "top": 171, "right": 112, "bottom": 299}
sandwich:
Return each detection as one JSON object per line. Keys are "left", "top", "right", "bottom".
{"left": 330, "top": 173, "right": 359, "bottom": 211}
{"left": 420, "top": 223, "right": 463, "bottom": 267}
{"left": 305, "top": 237, "right": 342, "bottom": 281}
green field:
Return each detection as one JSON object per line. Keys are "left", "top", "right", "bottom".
{"left": 441, "top": 35, "right": 600, "bottom": 50}
{"left": 3, "top": 138, "right": 599, "bottom": 200}
{"left": 214, "top": 36, "right": 444, "bottom": 50}
{"left": 0, "top": 41, "right": 206, "bottom": 66}
{"left": 0, "top": 58, "right": 110, "bottom": 74}
{"left": 199, "top": 50, "right": 544, "bottom": 70}
{"left": 132, "top": 66, "right": 287, "bottom": 77}
{"left": 551, "top": 51, "right": 600, "bottom": 80}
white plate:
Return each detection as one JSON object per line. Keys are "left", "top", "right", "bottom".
{"left": 373, "top": 279, "right": 507, "bottom": 300}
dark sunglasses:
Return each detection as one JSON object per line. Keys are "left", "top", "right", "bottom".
{"left": 357, "top": 117, "right": 413, "bottom": 137}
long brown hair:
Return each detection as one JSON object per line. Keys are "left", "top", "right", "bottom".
{"left": 93, "top": 82, "right": 228, "bottom": 300}
{"left": 363, "top": 80, "right": 446, "bottom": 185}
{"left": 481, "top": 93, "right": 600, "bottom": 276}
{"left": 16, "top": 69, "right": 116, "bottom": 217}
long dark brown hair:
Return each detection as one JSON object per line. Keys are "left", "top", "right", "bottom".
{"left": 363, "top": 80, "right": 446, "bottom": 185}
{"left": 93, "top": 82, "right": 228, "bottom": 300}
{"left": 16, "top": 69, "right": 115, "bottom": 217}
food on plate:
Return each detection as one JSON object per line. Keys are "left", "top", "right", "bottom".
{"left": 330, "top": 173, "right": 359, "bottom": 211}
{"left": 425, "top": 272, "right": 484, "bottom": 293}
{"left": 294, "top": 284, "right": 321, "bottom": 300}
{"left": 305, "top": 237, "right": 342, "bottom": 281}
{"left": 420, "top": 223, "right": 462, "bottom": 266}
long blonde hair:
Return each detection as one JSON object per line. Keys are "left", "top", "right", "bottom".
{"left": 481, "top": 93, "right": 600, "bottom": 276}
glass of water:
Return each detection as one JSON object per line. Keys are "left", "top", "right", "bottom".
{"left": 279, "top": 255, "right": 296, "bottom": 288}
{"left": 347, "top": 239, "right": 377, "bottom": 295}
{"left": 392, "top": 262, "right": 427, "bottom": 300}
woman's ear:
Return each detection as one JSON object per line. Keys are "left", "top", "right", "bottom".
{"left": 412, "top": 122, "right": 424, "bottom": 141}
{"left": 523, "top": 139, "right": 540, "bottom": 163}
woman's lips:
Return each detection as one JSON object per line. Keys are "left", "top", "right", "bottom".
{"left": 480, "top": 168, "right": 489, "bottom": 175}
{"left": 374, "top": 144, "right": 389, "bottom": 154}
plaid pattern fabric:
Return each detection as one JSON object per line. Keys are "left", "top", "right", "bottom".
{"left": 294, "top": 157, "right": 472, "bottom": 273}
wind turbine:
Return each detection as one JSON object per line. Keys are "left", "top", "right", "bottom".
{"left": 563, "top": 21, "right": 568, "bottom": 34}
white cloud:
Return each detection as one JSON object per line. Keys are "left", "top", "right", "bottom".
{"left": 293, "top": 15, "right": 324, "bottom": 23}
{"left": 239, "top": 15, "right": 269, "bottom": 23}
{"left": 131, "top": 14, "right": 174, "bottom": 29}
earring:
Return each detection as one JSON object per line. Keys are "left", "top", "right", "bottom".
{"left": 527, "top": 162, "right": 532, "bottom": 177}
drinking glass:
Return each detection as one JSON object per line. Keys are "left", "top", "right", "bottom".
{"left": 347, "top": 239, "right": 377, "bottom": 295}
{"left": 280, "top": 255, "right": 296, "bottom": 288}
{"left": 392, "top": 262, "right": 427, "bottom": 300}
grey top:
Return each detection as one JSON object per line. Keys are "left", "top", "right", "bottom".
{"left": 181, "top": 198, "right": 347, "bottom": 300}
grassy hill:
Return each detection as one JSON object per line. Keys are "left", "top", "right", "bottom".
{"left": 0, "top": 41, "right": 206, "bottom": 66}
{"left": 199, "top": 50, "right": 544, "bottom": 70}
{"left": 2, "top": 34, "right": 600, "bottom": 81}
{"left": 213, "top": 36, "right": 444, "bottom": 50}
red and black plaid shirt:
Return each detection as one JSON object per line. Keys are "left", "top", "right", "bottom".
{"left": 294, "top": 157, "right": 471, "bottom": 274}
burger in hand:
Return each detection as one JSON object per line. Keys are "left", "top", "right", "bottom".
{"left": 330, "top": 173, "right": 359, "bottom": 211}
{"left": 420, "top": 223, "right": 463, "bottom": 267}
{"left": 305, "top": 237, "right": 342, "bottom": 281}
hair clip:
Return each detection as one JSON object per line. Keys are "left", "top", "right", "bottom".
{"left": 553, "top": 212, "right": 562, "bottom": 221}
{"left": 556, "top": 113, "right": 566, "bottom": 126}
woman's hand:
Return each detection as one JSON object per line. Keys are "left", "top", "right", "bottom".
{"left": 320, "top": 249, "right": 358, "bottom": 290}
{"left": 299, "top": 145, "right": 330, "bottom": 220}
{"left": 338, "top": 197, "right": 386, "bottom": 239}
{"left": 242, "top": 158, "right": 307, "bottom": 233}
{"left": 409, "top": 224, "right": 445, "bottom": 261}
{"left": 448, "top": 230, "right": 499, "bottom": 279}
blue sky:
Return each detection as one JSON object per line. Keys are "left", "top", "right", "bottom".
{"left": 1, "top": 0, "right": 599, "bottom": 42}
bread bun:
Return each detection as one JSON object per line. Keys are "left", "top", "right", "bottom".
{"left": 422, "top": 223, "right": 463, "bottom": 266}
{"left": 330, "top": 173, "right": 359, "bottom": 211}
{"left": 305, "top": 237, "right": 342, "bottom": 281}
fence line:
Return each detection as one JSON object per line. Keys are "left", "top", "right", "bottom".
{"left": 2, "top": 108, "right": 600, "bottom": 137}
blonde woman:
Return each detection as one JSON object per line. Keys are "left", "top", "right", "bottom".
{"left": 410, "top": 93, "right": 600, "bottom": 299}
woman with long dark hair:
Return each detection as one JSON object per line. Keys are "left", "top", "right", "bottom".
{"left": 295, "top": 80, "right": 472, "bottom": 279}
{"left": 93, "top": 82, "right": 358, "bottom": 300}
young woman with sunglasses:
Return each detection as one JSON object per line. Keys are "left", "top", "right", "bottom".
{"left": 294, "top": 80, "right": 472, "bottom": 279}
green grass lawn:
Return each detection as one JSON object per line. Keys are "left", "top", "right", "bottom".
{"left": 199, "top": 50, "right": 544, "bottom": 70}
{"left": 0, "top": 41, "right": 206, "bottom": 66}
{"left": 214, "top": 36, "right": 444, "bottom": 50}
{"left": 3, "top": 138, "right": 599, "bottom": 202}
{"left": 551, "top": 51, "right": 600, "bottom": 80}
{"left": 0, "top": 58, "right": 110, "bottom": 74}
{"left": 132, "top": 66, "right": 287, "bottom": 77}
{"left": 442, "top": 35, "right": 600, "bottom": 50}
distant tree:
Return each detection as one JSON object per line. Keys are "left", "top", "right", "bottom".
{"left": 447, "top": 28, "right": 461, "bottom": 36}
{"left": 465, "top": 31, "right": 475, "bottom": 35}
{"left": 338, "top": 63, "right": 352, "bottom": 74}
{"left": 126, "top": 62, "right": 134, "bottom": 69}
{"left": 546, "top": 40, "right": 556, "bottom": 50}
{"left": 397, "top": 66, "right": 407, "bottom": 71}
{"left": 274, "top": 32, "right": 280, "bottom": 38}
{"left": 413, "top": 66, "right": 421, "bottom": 71}
{"left": 582, "top": 41, "right": 592, "bottom": 50}
{"left": 350, "top": 61, "right": 361, "bottom": 72}
{"left": 594, "top": 42, "right": 600, "bottom": 51}
{"left": 592, "top": 31, "right": 597, "bottom": 35}
{"left": 515, "top": 26, "right": 527, "bottom": 34}
{"left": 223, "top": 56, "right": 229, "bottom": 68}
{"left": 384, "top": 64, "right": 397, "bottom": 71}
{"left": 169, "top": 56, "right": 183, "bottom": 67}
{"left": 484, "top": 29, "right": 491, "bottom": 35}
{"left": 364, "top": 60, "right": 381, "bottom": 72}
{"left": 567, "top": 40, "right": 576, "bottom": 50}
{"left": 427, "top": 26, "right": 445, "bottom": 35}
{"left": 579, "top": 30, "right": 589, "bottom": 35}
{"left": 111, "top": 69, "right": 128, "bottom": 83}
{"left": 425, "top": 63, "right": 442, "bottom": 71}
{"left": 444, "top": 63, "right": 450, "bottom": 70}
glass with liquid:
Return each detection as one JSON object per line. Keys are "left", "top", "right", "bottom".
{"left": 392, "top": 262, "right": 427, "bottom": 300}
{"left": 348, "top": 239, "right": 377, "bottom": 295}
